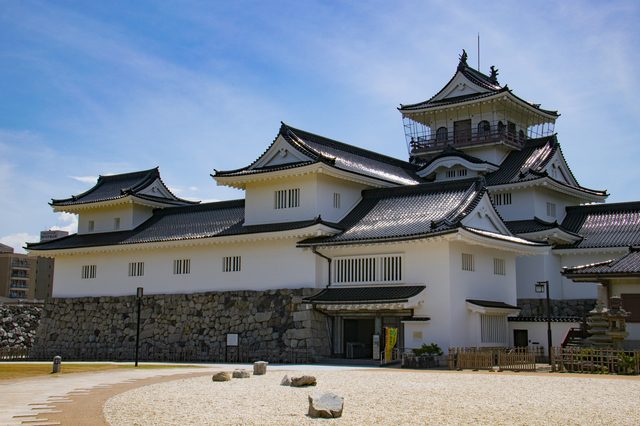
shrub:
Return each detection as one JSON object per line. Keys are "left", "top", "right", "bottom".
{"left": 413, "top": 343, "right": 443, "bottom": 356}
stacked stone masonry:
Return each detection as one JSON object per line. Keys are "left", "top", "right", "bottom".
{"left": 517, "top": 299, "right": 597, "bottom": 318}
{"left": 0, "top": 304, "right": 42, "bottom": 349}
{"left": 31, "top": 288, "right": 331, "bottom": 360}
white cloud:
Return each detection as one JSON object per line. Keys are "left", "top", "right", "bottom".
{"left": 189, "top": 187, "right": 198, "bottom": 192}
{"left": 50, "top": 212, "right": 78, "bottom": 234}
{"left": 69, "top": 175, "right": 98, "bottom": 184}
{"left": 0, "top": 233, "right": 40, "bottom": 254}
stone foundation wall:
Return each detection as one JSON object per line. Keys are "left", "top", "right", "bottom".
{"left": 32, "top": 288, "right": 330, "bottom": 360}
{"left": 517, "top": 299, "right": 597, "bottom": 318}
{"left": 0, "top": 304, "right": 42, "bottom": 348}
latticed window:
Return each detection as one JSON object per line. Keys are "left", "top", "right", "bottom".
{"left": 494, "top": 258, "right": 506, "bottom": 275}
{"left": 493, "top": 193, "right": 512, "bottom": 205}
{"left": 82, "top": 265, "right": 96, "bottom": 279}
{"left": 275, "top": 188, "right": 300, "bottom": 209}
{"left": 128, "top": 262, "right": 144, "bottom": 277}
{"left": 223, "top": 256, "right": 241, "bottom": 272}
{"left": 480, "top": 314, "right": 507, "bottom": 344}
{"left": 333, "top": 193, "right": 341, "bottom": 209}
{"left": 174, "top": 259, "right": 190, "bottom": 274}
{"left": 547, "top": 202, "right": 556, "bottom": 218}
{"left": 462, "top": 253, "right": 474, "bottom": 271}
{"left": 333, "top": 254, "right": 403, "bottom": 284}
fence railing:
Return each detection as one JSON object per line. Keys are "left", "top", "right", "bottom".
{"left": 3, "top": 345, "right": 311, "bottom": 364}
{"left": 448, "top": 347, "right": 544, "bottom": 372}
{"left": 552, "top": 347, "right": 640, "bottom": 375}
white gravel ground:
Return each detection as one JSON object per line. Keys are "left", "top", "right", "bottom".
{"left": 104, "top": 370, "right": 640, "bottom": 425}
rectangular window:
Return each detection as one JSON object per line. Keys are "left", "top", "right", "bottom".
{"left": 88, "top": 220, "right": 94, "bottom": 232}
{"left": 494, "top": 258, "right": 506, "bottom": 275}
{"left": 128, "top": 262, "right": 144, "bottom": 277}
{"left": 173, "top": 259, "right": 191, "bottom": 274}
{"left": 547, "top": 202, "right": 556, "bottom": 218}
{"left": 82, "top": 265, "right": 96, "bottom": 279}
{"left": 457, "top": 169, "right": 467, "bottom": 177}
{"left": 446, "top": 170, "right": 456, "bottom": 178}
{"left": 274, "top": 188, "right": 300, "bottom": 209}
{"left": 462, "top": 253, "right": 475, "bottom": 271}
{"left": 481, "top": 314, "right": 507, "bottom": 344}
{"left": 223, "top": 256, "right": 241, "bottom": 272}
{"left": 333, "top": 254, "right": 403, "bottom": 284}
{"left": 114, "top": 218, "right": 120, "bottom": 230}
{"left": 333, "top": 193, "right": 341, "bottom": 209}
{"left": 493, "top": 193, "right": 512, "bottom": 206}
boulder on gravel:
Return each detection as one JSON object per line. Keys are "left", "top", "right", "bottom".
{"left": 291, "top": 375, "right": 317, "bottom": 387}
{"left": 280, "top": 375, "right": 291, "bottom": 386}
{"left": 212, "top": 372, "right": 231, "bottom": 382}
{"left": 308, "top": 392, "right": 343, "bottom": 418}
{"left": 232, "top": 369, "right": 250, "bottom": 379}
{"left": 253, "top": 361, "right": 268, "bottom": 375}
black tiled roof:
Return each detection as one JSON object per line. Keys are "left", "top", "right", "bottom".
{"left": 399, "top": 60, "right": 558, "bottom": 117}
{"left": 51, "top": 168, "right": 197, "bottom": 207}
{"left": 509, "top": 316, "right": 581, "bottom": 323}
{"left": 298, "top": 178, "right": 485, "bottom": 246}
{"left": 27, "top": 200, "right": 341, "bottom": 251}
{"left": 556, "top": 202, "right": 640, "bottom": 250}
{"left": 303, "top": 286, "right": 426, "bottom": 304}
{"left": 485, "top": 135, "right": 606, "bottom": 197}
{"left": 215, "top": 123, "right": 423, "bottom": 186}
{"left": 506, "top": 218, "right": 558, "bottom": 234}
{"left": 466, "top": 299, "right": 519, "bottom": 310}
{"left": 562, "top": 247, "right": 640, "bottom": 276}
{"left": 418, "top": 146, "right": 495, "bottom": 173}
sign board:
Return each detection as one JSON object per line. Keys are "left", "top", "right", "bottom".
{"left": 227, "top": 333, "right": 238, "bottom": 346}
{"left": 372, "top": 334, "right": 380, "bottom": 360}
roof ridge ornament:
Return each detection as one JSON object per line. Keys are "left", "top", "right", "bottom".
{"left": 457, "top": 49, "right": 468, "bottom": 71}
{"left": 489, "top": 66, "right": 499, "bottom": 84}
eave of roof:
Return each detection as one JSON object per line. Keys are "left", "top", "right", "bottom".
{"left": 302, "top": 285, "right": 426, "bottom": 305}
{"left": 51, "top": 167, "right": 197, "bottom": 208}
{"left": 562, "top": 247, "right": 640, "bottom": 278}
{"left": 214, "top": 123, "right": 422, "bottom": 187}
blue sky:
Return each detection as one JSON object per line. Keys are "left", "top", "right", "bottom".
{"left": 1, "top": 0, "right": 639, "bottom": 253}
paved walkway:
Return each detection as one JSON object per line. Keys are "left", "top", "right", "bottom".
{"left": 0, "top": 363, "right": 370, "bottom": 425}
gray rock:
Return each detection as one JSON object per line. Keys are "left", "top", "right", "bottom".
{"left": 232, "top": 368, "right": 250, "bottom": 378}
{"left": 308, "top": 392, "right": 343, "bottom": 418}
{"left": 212, "top": 372, "right": 231, "bottom": 382}
{"left": 253, "top": 361, "right": 268, "bottom": 375}
{"left": 280, "top": 375, "right": 291, "bottom": 386}
{"left": 291, "top": 375, "right": 316, "bottom": 387}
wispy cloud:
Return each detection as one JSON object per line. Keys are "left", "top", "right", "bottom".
{"left": 0, "top": 233, "right": 40, "bottom": 254}
{"left": 69, "top": 175, "right": 98, "bottom": 184}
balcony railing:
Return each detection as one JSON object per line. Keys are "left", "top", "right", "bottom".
{"left": 10, "top": 272, "right": 29, "bottom": 278}
{"left": 410, "top": 129, "right": 526, "bottom": 154}
{"left": 10, "top": 282, "right": 28, "bottom": 289}
{"left": 11, "top": 261, "right": 30, "bottom": 269}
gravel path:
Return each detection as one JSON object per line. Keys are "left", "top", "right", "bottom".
{"left": 104, "top": 370, "right": 640, "bottom": 425}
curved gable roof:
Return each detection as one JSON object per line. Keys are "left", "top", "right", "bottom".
{"left": 51, "top": 168, "right": 197, "bottom": 207}
{"left": 215, "top": 123, "right": 423, "bottom": 186}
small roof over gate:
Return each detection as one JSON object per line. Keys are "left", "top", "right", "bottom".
{"left": 303, "top": 286, "right": 426, "bottom": 305}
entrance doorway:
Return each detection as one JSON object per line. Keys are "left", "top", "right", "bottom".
{"left": 343, "top": 319, "right": 375, "bottom": 358}
{"left": 514, "top": 329, "right": 528, "bottom": 347}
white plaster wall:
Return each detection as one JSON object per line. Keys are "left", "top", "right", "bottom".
{"left": 533, "top": 187, "right": 582, "bottom": 224}
{"left": 52, "top": 239, "right": 319, "bottom": 297}
{"left": 77, "top": 203, "right": 155, "bottom": 234}
{"left": 448, "top": 241, "right": 518, "bottom": 348}
{"left": 314, "top": 174, "right": 368, "bottom": 223}
{"left": 515, "top": 251, "right": 562, "bottom": 300}
{"left": 489, "top": 187, "right": 535, "bottom": 222}
{"left": 463, "top": 145, "right": 511, "bottom": 165}
{"left": 508, "top": 321, "right": 579, "bottom": 349}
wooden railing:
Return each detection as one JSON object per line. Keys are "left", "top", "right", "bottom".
{"left": 552, "top": 347, "right": 640, "bottom": 375}
{"left": 448, "top": 347, "right": 543, "bottom": 372}
{"left": 410, "top": 129, "right": 525, "bottom": 153}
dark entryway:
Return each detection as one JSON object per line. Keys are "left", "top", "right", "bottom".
{"left": 514, "top": 329, "right": 528, "bottom": 347}
{"left": 343, "top": 318, "right": 375, "bottom": 358}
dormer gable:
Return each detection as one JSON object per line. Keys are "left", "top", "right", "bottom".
{"left": 251, "top": 134, "right": 315, "bottom": 169}
{"left": 461, "top": 192, "right": 512, "bottom": 235}
{"left": 430, "top": 69, "right": 495, "bottom": 102}
{"left": 543, "top": 148, "right": 578, "bottom": 187}
{"left": 417, "top": 146, "right": 499, "bottom": 180}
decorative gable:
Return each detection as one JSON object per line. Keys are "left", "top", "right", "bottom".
{"left": 138, "top": 178, "right": 179, "bottom": 199}
{"left": 461, "top": 193, "right": 512, "bottom": 235}
{"left": 251, "top": 134, "right": 314, "bottom": 169}
{"left": 544, "top": 150, "right": 578, "bottom": 186}
{"left": 430, "top": 72, "right": 491, "bottom": 102}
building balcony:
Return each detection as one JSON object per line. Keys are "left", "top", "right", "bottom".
{"left": 11, "top": 261, "right": 30, "bottom": 269}
{"left": 10, "top": 272, "right": 29, "bottom": 278}
{"left": 409, "top": 129, "right": 526, "bottom": 155}
{"left": 9, "top": 291, "right": 27, "bottom": 299}
{"left": 10, "top": 281, "right": 28, "bottom": 289}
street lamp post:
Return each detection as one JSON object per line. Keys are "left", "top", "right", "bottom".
{"left": 535, "top": 281, "right": 552, "bottom": 365}
{"left": 135, "top": 287, "right": 143, "bottom": 367}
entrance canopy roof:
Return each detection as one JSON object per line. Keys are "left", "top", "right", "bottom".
{"left": 303, "top": 285, "right": 425, "bottom": 311}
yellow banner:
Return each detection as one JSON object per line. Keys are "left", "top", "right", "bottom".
{"left": 385, "top": 328, "right": 397, "bottom": 361}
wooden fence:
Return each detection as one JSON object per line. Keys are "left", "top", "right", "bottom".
{"left": 448, "top": 347, "right": 543, "bottom": 372}
{"left": 552, "top": 347, "right": 640, "bottom": 375}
